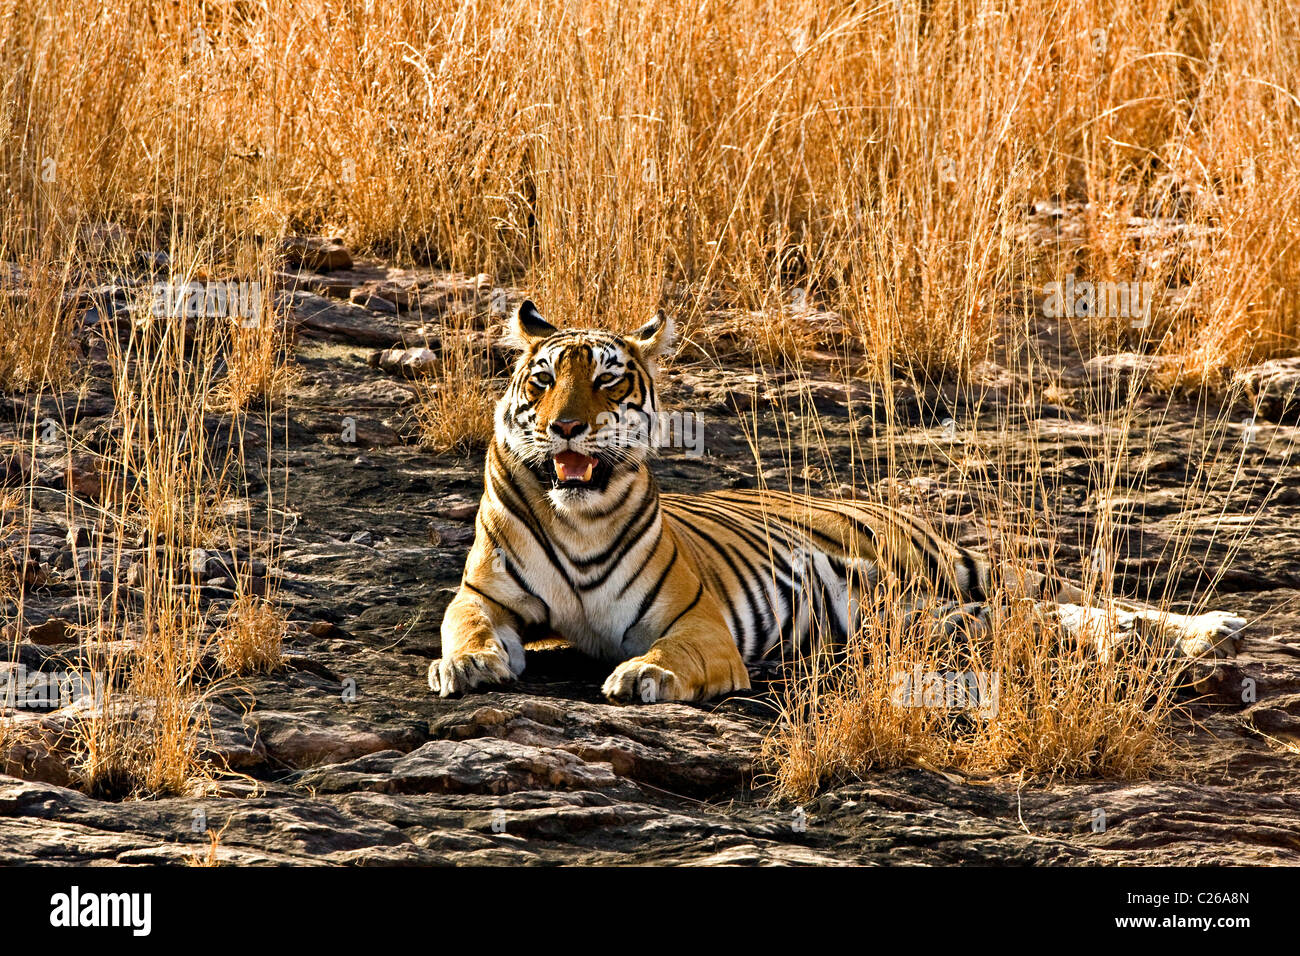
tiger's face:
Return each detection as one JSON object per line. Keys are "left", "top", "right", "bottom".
{"left": 496, "top": 300, "right": 674, "bottom": 513}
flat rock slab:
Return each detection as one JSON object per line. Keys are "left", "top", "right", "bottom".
{"left": 301, "top": 738, "right": 621, "bottom": 795}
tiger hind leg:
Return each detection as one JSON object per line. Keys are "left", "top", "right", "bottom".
{"left": 1049, "top": 602, "right": 1246, "bottom": 665}
{"left": 994, "top": 566, "right": 1246, "bottom": 670}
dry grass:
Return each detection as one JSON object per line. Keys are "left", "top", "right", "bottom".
{"left": 72, "top": 299, "right": 214, "bottom": 796}
{"left": 2, "top": 0, "right": 1297, "bottom": 801}
{"left": 187, "top": 819, "right": 232, "bottom": 866}
{"left": 763, "top": 579, "right": 1178, "bottom": 802}
{"left": 691, "top": 306, "right": 843, "bottom": 368}
{"left": 214, "top": 593, "right": 287, "bottom": 676}
{"left": 414, "top": 331, "right": 497, "bottom": 454}
{"left": 212, "top": 319, "right": 297, "bottom": 418}
{"left": 3, "top": 1, "right": 1298, "bottom": 377}
{"left": 416, "top": 380, "right": 496, "bottom": 454}
{"left": 14, "top": 242, "right": 291, "bottom": 797}
{"left": 747, "top": 288, "right": 1274, "bottom": 798}
{"left": 0, "top": 250, "right": 78, "bottom": 391}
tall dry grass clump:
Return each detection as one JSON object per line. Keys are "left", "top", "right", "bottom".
{"left": 749, "top": 285, "right": 1270, "bottom": 799}
{"left": 214, "top": 593, "right": 287, "bottom": 676}
{"left": 414, "top": 322, "right": 497, "bottom": 454}
{"left": 0, "top": 248, "right": 78, "bottom": 392}
{"left": 74, "top": 243, "right": 289, "bottom": 797}
{"left": 764, "top": 571, "right": 1180, "bottom": 802}
{"left": 2, "top": 0, "right": 1296, "bottom": 375}
{"left": 0, "top": 0, "right": 294, "bottom": 790}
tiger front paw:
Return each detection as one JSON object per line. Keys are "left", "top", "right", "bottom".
{"left": 602, "top": 658, "right": 686, "bottom": 704}
{"left": 428, "top": 639, "right": 518, "bottom": 697}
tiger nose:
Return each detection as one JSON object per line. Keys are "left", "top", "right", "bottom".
{"left": 550, "top": 419, "right": 588, "bottom": 439}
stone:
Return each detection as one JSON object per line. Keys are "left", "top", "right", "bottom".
{"left": 280, "top": 237, "right": 353, "bottom": 273}
{"left": 1, "top": 547, "right": 45, "bottom": 590}
{"left": 290, "top": 293, "right": 407, "bottom": 348}
{"left": 350, "top": 289, "right": 399, "bottom": 314}
{"left": 300, "top": 738, "right": 619, "bottom": 795}
{"left": 369, "top": 346, "right": 439, "bottom": 375}
{"left": 0, "top": 718, "right": 78, "bottom": 788}
{"left": 200, "top": 704, "right": 268, "bottom": 771}
{"left": 1235, "top": 356, "right": 1300, "bottom": 423}
{"left": 59, "top": 454, "right": 104, "bottom": 501}
{"left": 1077, "top": 352, "right": 1176, "bottom": 390}
{"left": 0, "top": 448, "right": 30, "bottom": 487}
{"left": 25, "top": 618, "right": 71, "bottom": 646}
{"left": 126, "top": 561, "right": 146, "bottom": 587}
{"left": 432, "top": 499, "right": 479, "bottom": 522}
{"left": 190, "top": 547, "right": 212, "bottom": 578}
{"left": 188, "top": 548, "right": 265, "bottom": 581}
{"left": 244, "top": 711, "right": 407, "bottom": 770}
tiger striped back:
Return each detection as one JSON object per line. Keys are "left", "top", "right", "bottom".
{"left": 662, "top": 488, "right": 992, "bottom": 664}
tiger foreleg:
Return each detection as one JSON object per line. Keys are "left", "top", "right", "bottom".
{"left": 601, "top": 593, "right": 750, "bottom": 704}
{"left": 429, "top": 586, "right": 527, "bottom": 696}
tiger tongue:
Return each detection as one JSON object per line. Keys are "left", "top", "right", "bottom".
{"left": 554, "top": 451, "right": 597, "bottom": 483}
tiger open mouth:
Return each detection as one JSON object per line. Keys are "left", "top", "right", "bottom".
{"left": 553, "top": 450, "right": 599, "bottom": 486}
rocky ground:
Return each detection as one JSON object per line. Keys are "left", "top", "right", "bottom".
{"left": 3, "top": 246, "right": 1300, "bottom": 865}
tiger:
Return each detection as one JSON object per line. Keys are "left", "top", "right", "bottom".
{"left": 427, "top": 300, "right": 1246, "bottom": 703}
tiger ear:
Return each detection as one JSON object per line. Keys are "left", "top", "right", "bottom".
{"left": 629, "top": 309, "right": 676, "bottom": 361}
{"left": 504, "top": 300, "right": 558, "bottom": 350}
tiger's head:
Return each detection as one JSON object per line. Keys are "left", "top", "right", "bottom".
{"left": 495, "top": 300, "right": 674, "bottom": 513}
